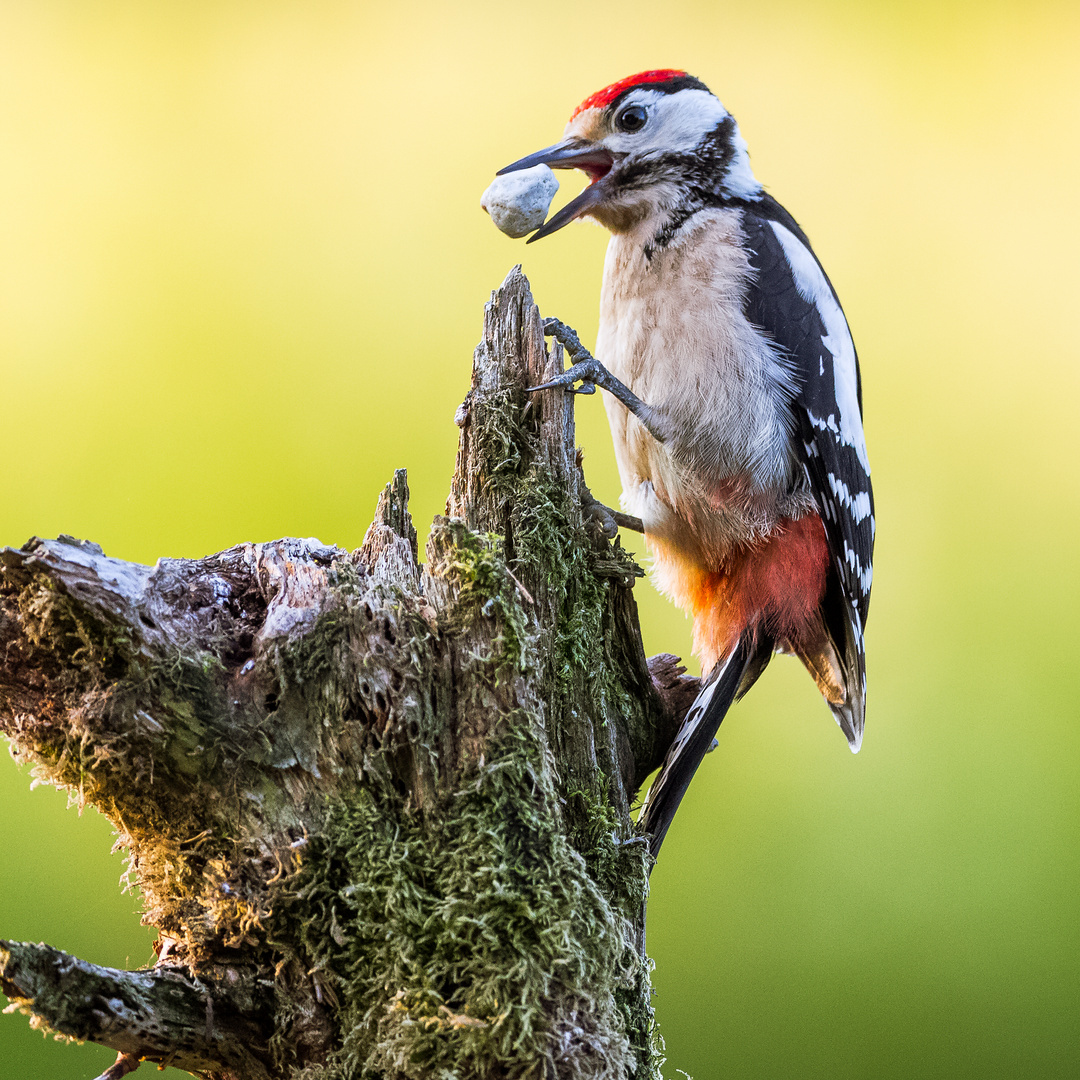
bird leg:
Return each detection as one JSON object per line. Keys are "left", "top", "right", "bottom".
{"left": 530, "top": 318, "right": 669, "bottom": 445}
{"left": 608, "top": 509, "right": 645, "bottom": 533}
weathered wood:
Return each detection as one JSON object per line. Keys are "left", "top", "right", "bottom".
{"left": 0, "top": 268, "right": 698, "bottom": 1080}
{"left": 0, "top": 940, "right": 271, "bottom": 1078}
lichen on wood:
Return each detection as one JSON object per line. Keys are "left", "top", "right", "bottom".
{"left": 0, "top": 268, "right": 699, "bottom": 1080}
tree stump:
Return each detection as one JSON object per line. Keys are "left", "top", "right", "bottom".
{"left": 0, "top": 268, "right": 699, "bottom": 1080}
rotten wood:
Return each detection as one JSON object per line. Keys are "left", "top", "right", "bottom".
{"left": 0, "top": 268, "right": 698, "bottom": 1080}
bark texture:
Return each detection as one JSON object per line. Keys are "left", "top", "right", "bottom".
{"left": 0, "top": 268, "right": 698, "bottom": 1080}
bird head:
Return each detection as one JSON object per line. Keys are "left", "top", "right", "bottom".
{"left": 498, "top": 69, "right": 762, "bottom": 242}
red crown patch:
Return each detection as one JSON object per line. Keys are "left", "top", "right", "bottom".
{"left": 571, "top": 69, "right": 690, "bottom": 119}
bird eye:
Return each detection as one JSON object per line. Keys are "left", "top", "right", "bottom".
{"left": 615, "top": 105, "right": 648, "bottom": 133}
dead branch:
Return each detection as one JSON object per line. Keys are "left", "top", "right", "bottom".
{"left": 0, "top": 268, "right": 697, "bottom": 1080}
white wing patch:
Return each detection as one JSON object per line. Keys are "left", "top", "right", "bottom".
{"left": 827, "top": 471, "right": 873, "bottom": 524}
{"left": 843, "top": 540, "right": 873, "bottom": 594}
{"left": 769, "top": 221, "right": 870, "bottom": 474}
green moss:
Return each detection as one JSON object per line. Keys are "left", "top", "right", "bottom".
{"left": 273, "top": 719, "right": 654, "bottom": 1080}
{"left": 15, "top": 571, "right": 136, "bottom": 682}
{"left": 564, "top": 783, "right": 646, "bottom": 913}
{"left": 506, "top": 467, "right": 636, "bottom": 705}
{"left": 429, "top": 519, "right": 530, "bottom": 677}
{"left": 466, "top": 382, "right": 529, "bottom": 512}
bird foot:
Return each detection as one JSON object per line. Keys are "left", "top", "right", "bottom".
{"left": 581, "top": 491, "right": 645, "bottom": 538}
{"left": 528, "top": 358, "right": 600, "bottom": 395}
{"left": 524, "top": 318, "right": 601, "bottom": 394}
{"left": 543, "top": 317, "right": 592, "bottom": 363}
{"left": 530, "top": 317, "right": 669, "bottom": 444}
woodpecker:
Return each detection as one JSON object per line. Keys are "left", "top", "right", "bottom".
{"left": 496, "top": 70, "right": 874, "bottom": 857}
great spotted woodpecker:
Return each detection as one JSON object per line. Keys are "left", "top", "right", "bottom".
{"left": 497, "top": 70, "right": 874, "bottom": 857}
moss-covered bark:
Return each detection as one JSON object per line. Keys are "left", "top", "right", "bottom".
{"left": 0, "top": 269, "right": 698, "bottom": 1080}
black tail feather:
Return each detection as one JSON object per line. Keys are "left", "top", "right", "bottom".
{"left": 736, "top": 633, "right": 774, "bottom": 701}
{"left": 639, "top": 636, "right": 757, "bottom": 860}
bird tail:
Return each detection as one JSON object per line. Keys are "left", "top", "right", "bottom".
{"left": 639, "top": 634, "right": 764, "bottom": 859}
{"left": 790, "top": 583, "right": 865, "bottom": 752}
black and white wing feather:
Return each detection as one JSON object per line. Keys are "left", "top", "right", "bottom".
{"left": 640, "top": 199, "right": 874, "bottom": 859}
{"left": 742, "top": 199, "right": 875, "bottom": 747}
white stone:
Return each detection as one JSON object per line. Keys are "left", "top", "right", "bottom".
{"left": 481, "top": 165, "right": 559, "bottom": 238}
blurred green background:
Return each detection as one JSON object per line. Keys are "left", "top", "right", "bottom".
{"left": 1, "top": 1, "right": 1077, "bottom": 1077}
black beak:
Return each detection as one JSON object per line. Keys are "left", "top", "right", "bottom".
{"left": 497, "top": 139, "right": 616, "bottom": 242}
{"left": 497, "top": 139, "right": 615, "bottom": 177}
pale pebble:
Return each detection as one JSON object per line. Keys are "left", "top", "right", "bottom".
{"left": 480, "top": 165, "right": 559, "bottom": 239}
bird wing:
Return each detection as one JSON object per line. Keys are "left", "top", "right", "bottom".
{"left": 741, "top": 201, "right": 875, "bottom": 744}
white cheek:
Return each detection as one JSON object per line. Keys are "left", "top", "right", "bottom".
{"left": 592, "top": 89, "right": 729, "bottom": 156}
{"left": 631, "top": 89, "right": 730, "bottom": 154}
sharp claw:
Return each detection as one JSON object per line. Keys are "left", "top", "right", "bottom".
{"left": 526, "top": 371, "right": 576, "bottom": 392}
{"left": 526, "top": 376, "right": 596, "bottom": 395}
{"left": 528, "top": 355, "right": 601, "bottom": 395}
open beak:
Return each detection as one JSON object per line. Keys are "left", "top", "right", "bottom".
{"left": 497, "top": 139, "right": 616, "bottom": 242}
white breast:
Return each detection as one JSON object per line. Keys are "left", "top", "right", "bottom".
{"left": 595, "top": 209, "right": 800, "bottom": 559}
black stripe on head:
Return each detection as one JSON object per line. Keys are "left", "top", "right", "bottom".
{"left": 612, "top": 115, "right": 742, "bottom": 258}
{"left": 602, "top": 74, "right": 712, "bottom": 117}
{"left": 618, "top": 116, "right": 737, "bottom": 193}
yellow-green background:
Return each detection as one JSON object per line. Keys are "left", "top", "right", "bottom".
{"left": 1, "top": 2, "right": 1077, "bottom": 1077}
